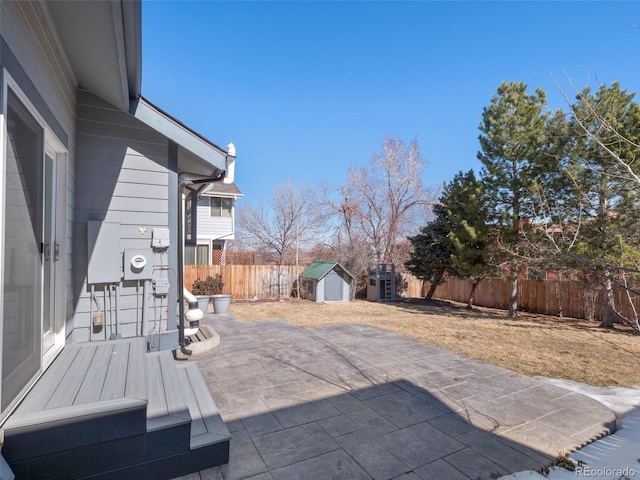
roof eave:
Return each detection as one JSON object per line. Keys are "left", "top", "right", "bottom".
{"left": 132, "top": 96, "right": 229, "bottom": 174}
{"left": 45, "top": 0, "right": 142, "bottom": 111}
{"left": 121, "top": 0, "right": 142, "bottom": 99}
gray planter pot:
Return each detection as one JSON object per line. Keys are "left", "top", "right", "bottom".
{"left": 212, "top": 294, "right": 232, "bottom": 314}
{"left": 195, "top": 295, "right": 210, "bottom": 314}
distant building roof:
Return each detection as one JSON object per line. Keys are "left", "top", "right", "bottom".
{"left": 199, "top": 182, "right": 243, "bottom": 198}
{"left": 300, "top": 261, "right": 354, "bottom": 281}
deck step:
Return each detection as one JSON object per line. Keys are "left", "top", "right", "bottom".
{"left": 2, "top": 340, "right": 230, "bottom": 479}
{"left": 3, "top": 339, "right": 148, "bottom": 461}
{"left": 146, "top": 351, "right": 191, "bottom": 432}
{"left": 177, "top": 362, "right": 230, "bottom": 450}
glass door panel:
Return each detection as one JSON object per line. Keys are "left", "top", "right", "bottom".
{"left": 2, "top": 90, "right": 44, "bottom": 411}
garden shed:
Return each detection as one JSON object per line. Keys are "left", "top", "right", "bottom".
{"left": 300, "top": 261, "right": 354, "bottom": 302}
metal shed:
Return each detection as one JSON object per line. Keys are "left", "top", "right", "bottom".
{"left": 299, "top": 261, "right": 354, "bottom": 302}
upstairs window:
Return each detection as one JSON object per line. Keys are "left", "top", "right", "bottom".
{"left": 210, "top": 197, "right": 233, "bottom": 218}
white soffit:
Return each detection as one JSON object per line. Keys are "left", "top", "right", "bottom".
{"left": 47, "top": 0, "right": 132, "bottom": 111}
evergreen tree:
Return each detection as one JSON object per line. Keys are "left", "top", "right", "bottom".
{"left": 478, "top": 81, "right": 551, "bottom": 317}
{"left": 440, "top": 170, "right": 494, "bottom": 308}
{"left": 405, "top": 217, "right": 453, "bottom": 300}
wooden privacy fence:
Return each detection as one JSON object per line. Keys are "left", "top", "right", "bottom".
{"left": 185, "top": 265, "right": 302, "bottom": 299}
{"left": 185, "top": 265, "right": 640, "bottom": 322}
{"left": 409, "top": 276, "right": 640, "bottom": 322}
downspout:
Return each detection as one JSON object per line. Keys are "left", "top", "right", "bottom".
{"left": 177, "top": 171, "right": 225, "bottom": 356}
{"left": 177, "top": 176, "right": 191, "bottom": 356}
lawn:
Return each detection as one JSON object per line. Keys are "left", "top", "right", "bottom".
{"left": 229, "top": 298, "right": 640, "bottom": 388}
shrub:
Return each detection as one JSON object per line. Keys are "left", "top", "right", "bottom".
{"left": 191, "top": 275, "right": 224, "bottom": 296}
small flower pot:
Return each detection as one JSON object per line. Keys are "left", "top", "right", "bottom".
{"left": 212, "top": 294, "right": 232, "bottom": 314}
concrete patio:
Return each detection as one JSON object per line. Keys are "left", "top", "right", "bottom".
{"left": 174, "top": 313, "right": 616, "bottom": 480}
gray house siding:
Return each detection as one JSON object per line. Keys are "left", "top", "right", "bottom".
{"left": 1, "top": 1, "right": 76, "bottom": 138}
{"left": 72, "top": 89, "right": 174, "bottom": 343}
{"left": 196, "top": 200, "right": 234, "bottom": 239}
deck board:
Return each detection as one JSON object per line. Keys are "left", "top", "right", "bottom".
{"left": 15, "top": 347, "right": 80, "bottom": 414}
{"left": 125, "top": 338, "right": 147, "bottom": 400}
{"left": 145, "top": 353, "right": 167, "bottom": 421}
{"left": 75, "top": 343, "right": 115, "bottom": 404}
{"left": 101, "top": 341, "right": 130, "bottom": 400}
{"left": 159, "top": 352, "right": 188, "bottom": 417}
{"left": 46, "top": 345, "right": 97, "bottom": 409}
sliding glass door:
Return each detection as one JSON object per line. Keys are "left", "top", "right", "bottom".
{"left": 1, "top": 89, "right": 44, "bottom": 411}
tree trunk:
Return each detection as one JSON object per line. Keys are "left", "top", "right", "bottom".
{"left": 508, "top": 276, "right": 518, "bottom": 317}
{"left": 277, "top": 261, "right": 284, "bottom": 300}
{"left": 601, "top": 272, "right": 615, "bottom": 328}
{"left": 467, "top": 279, "right": 480, "bottom": 309}
{"left": 425, "top": 282, "right": 438, "bottom": 300}
{"left": 425, "top": 270, "right": 445, "bottom": 300}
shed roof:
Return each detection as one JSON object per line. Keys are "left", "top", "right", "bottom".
{"left": 300, "top": 261, "right": 354, "bottom": 281}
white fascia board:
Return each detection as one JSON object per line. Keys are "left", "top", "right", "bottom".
{"left": 200, "top": 192, "right": 244, "bottom": 199}
{"left": 210, "top": 192, "right": 244, "bottom": 198}
{"left": 110, "top": 0, "right": 130, "bottom": 111}
{"left": 132, "top": 97, "right": 227, "bottom": 172}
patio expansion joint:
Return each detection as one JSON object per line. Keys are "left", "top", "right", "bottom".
{"left": 260, "top": 354, "right": 352, "bottom": 395}
{"left": 489, "top": 383, "right": 543, "bottom": 401}
{"left": 494, "top": 407, "right": 568, "bottom": 435}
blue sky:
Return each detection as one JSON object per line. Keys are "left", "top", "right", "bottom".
{"left": 142, "top": 1, "right": 640, "bottom": 206}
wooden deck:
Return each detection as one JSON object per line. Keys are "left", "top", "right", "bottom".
{"left": 1, "top": 338, "right": 230, "bottom": 479}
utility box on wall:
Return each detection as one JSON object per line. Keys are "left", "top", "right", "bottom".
{"left": 123, "top": 249, "right": 154, "bottom": 280}
{"left": 87, "top": 221, "right": 121, "bottom": 284}
{"left": 152, "top": 228, "right": 171, "bottom": 249}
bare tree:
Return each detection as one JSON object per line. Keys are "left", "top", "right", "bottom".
{"left": 237, "top": 181, "right": 325, "bottom": 298}
{"left": 345, "top": 135, "right": 434, "bottom": 267}
{"left": 320, "top": 185, "right": 372, "bottom": 298}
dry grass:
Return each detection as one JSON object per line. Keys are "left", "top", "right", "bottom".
{"left": 230, "top": 298, "right": 640, "bottom": 387}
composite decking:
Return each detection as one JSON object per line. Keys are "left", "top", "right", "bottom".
{"left": 1, "top": 338, "right": 229, "bottom": 479}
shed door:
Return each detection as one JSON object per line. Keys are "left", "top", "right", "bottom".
{"left": 324, "top": 270, "right": 342, "bottom": 301}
